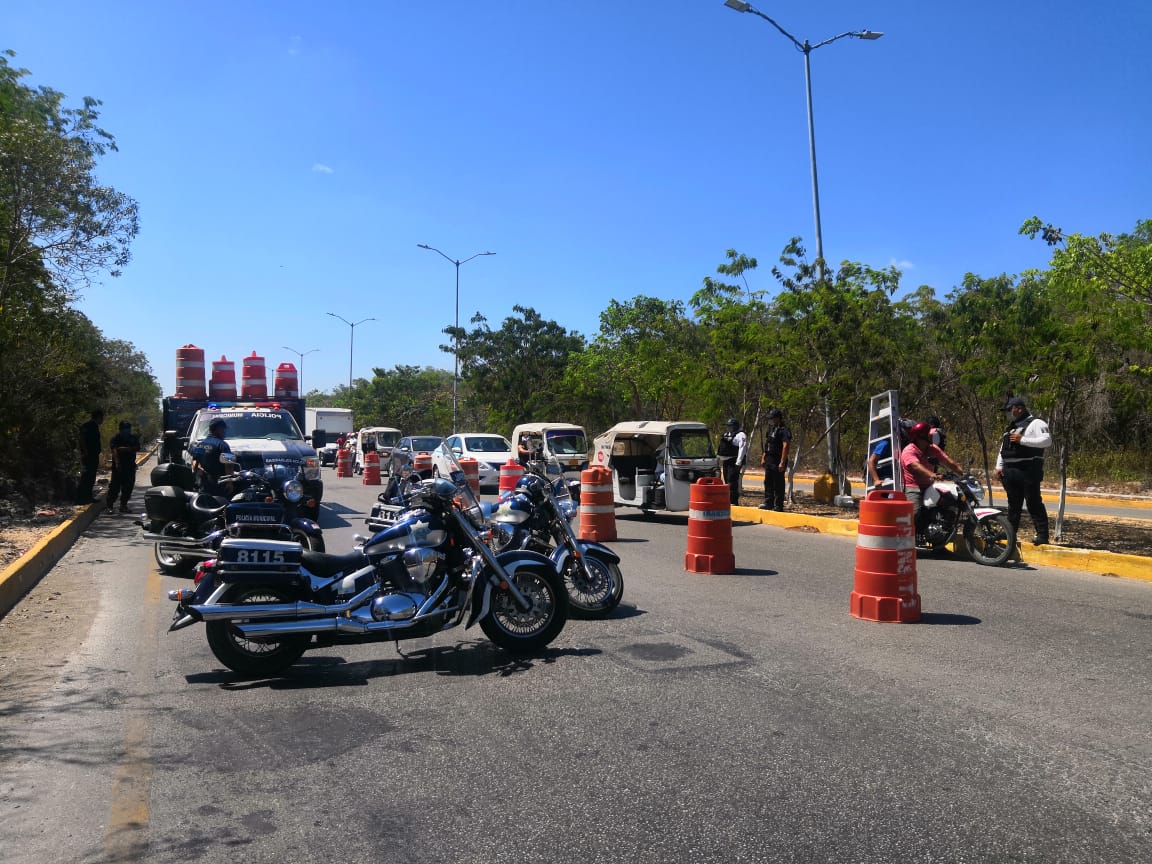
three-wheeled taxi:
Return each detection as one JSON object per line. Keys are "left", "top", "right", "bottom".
{"left": 590, "top": 421, "right": 719, "bottom": 513}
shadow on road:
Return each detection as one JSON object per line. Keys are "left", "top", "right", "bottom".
{"left": 917, "top": 612, "right": 982, "bottom": 625}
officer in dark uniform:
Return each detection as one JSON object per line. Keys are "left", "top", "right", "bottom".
{"left": 76, "top": 409, "right": 104, "bottom": 504}
{"left": 995, "top": 397, "right": 1053, "bottom": 545}
{"left": 106, "top": 421, "right": 142, "bottom": 513}
{"left": 190, "top": 418, "right": 233, "bottom": 496}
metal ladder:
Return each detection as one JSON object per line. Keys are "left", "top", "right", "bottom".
{"left": 865, "top": 390, "right": 903, "bottom": 494}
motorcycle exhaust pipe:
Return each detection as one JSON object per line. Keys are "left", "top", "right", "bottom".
{"left": 143, "top": 532, "right": 216, "bottom": 549}
{"left": 235, "top": 613, "right": 435, "bottom": 639}
{"left": 190, "top": 584, "right": 377, "bottom": 622}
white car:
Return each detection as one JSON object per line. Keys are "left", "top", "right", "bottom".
{"left": 434, "top": 433, "right": 515, "bottom": 492}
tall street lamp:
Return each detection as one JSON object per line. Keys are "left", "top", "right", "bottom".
{"left": 723, "top": 0, "right": 882, "bottom": 282}
{"left": 281, "top": 346, "right": 319, "bottom": 395}
{"left": 417, "top": 243, "right": 495, "bottom": 432}
{"left": 325, "top": 313, "right": 376, "bottom": 392}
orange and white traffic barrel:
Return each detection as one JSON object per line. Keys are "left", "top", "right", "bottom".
{"left": 684, "top": 477, "right": 735, "bottom": 574}
{"left": 459, "top": 456, "right": 480, "bottom": 495}
{"left": 850, "top": 489, "right": 920, "bottom": 622}
{"left": 413, "top": 452, "right": 433, "bottom": 478}
{"left": 362, "top": 450, "right": 382, "bottom": 486}
{"left": 336, "top": 448, "right": 353, "bottom": 478}
{"left": 499, "top": 460, "right": 524, "bottom": 494}
{"left": 578, "top": 466, "right": 616, "bottom": 542}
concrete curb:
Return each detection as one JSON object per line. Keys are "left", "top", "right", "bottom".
{"left": 0, "top": 501, "right": 106, "bottom": 619}
{"left": 732, "top": 505, "right": 1152, "bottom": 583}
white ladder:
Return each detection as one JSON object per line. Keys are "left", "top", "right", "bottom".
{"left": 865, "top": 390, "right": 903, "bottom": 493}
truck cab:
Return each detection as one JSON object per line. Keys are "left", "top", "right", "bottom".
{"left": 184, "top": 406, "right": 324, "bottom": 519}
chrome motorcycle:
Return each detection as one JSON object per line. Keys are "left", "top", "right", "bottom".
{"left": 142, "top": 454, "right": 324, "bottom": 575}
{"left": 917, "top": 470, "right": 1016, "bottom": 566}
{"left": 488, "top": 468, "right": 623, "bottom": 618}
{"left": 168, "top": 443, "right": 567, "bottom": 677}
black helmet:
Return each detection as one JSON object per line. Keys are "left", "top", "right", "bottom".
{"left": 767, "top": 409, "right": 783, "bottom": 420}
{"left": 726, "top": 418, "right": 740, "bottom": 429}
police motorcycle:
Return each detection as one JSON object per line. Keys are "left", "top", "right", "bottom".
{"left": 167, "top": 442, "right": 568, "bottom": 677}
{"left": 487, "top": 462, "right": 623, "bottom": 618}
{"left": 141, "top": 454, "right": 324, "bottom": 576}
{"left": 916, "top": 467, "right": 1016, "bottom": 566}
{"left": 364, "top": 465, "right": 425, "bottom": 533}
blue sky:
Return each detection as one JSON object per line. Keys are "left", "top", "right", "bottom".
{"left": 7, "top": 1, "right": 1151, "bottom": 396}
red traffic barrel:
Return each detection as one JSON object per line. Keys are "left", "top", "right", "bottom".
{"left": 362, "top": 450, "right": 382, "bottom": 486}
{"left": 578, "top": 466, "right": 616, "bottom": 542}
{"left": 240, "top": 351, "right": 267, "bottom": 399}
{"left": 499, "top": 460, "right": 524, "bottom": 493}
{"left": 209, "top": 355, "right": 237, "bottom": 401}
{"left": 273, "top": 362, "right": 299, "bottom": 399}
{"left": 850, "top": 489, "right": 920, "bottom": 622}
{"left": 459, "top": 457, "right": 480, "bottom": 495}
{"left": 175, "top": 345, "right": 206, "bottom": 399}
{"left": 336, "top": 448, "right": 353, "bottom": 478}
{"left": 684, "top": 477, "right": 735, "bottom": 574}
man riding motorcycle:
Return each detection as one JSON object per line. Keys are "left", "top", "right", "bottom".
{"left": 900, "top": 421, "right": 964, "bottom": 536}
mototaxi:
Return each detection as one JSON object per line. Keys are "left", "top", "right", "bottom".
{"left": 590, "top": 421, "right": 719, "bottom": 513}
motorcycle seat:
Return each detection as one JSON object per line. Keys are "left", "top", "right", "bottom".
{"left": 189, "top": 494, "right": 230, "bottom": 519}
{"left": 301, "top": 549, "right": 369, "bottom": 578}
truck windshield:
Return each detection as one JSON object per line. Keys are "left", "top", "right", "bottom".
{"left": 194, "top": 412, "right": 303, "bottom": 441}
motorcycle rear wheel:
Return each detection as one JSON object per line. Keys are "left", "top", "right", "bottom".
{"left": 291, "top": 528, "right": 325, "bottom": 553}
{"left": 479, "top": 566, "right": 567, "bottom": 654}
{"left": 963, "top": 513, "right": 1015, "bottom": 566}
{"left": 154, "top": 523, "right": 197, "bottom": 575}
{"left": 205, "top": 586, "right": 310, "bottom": 677}
{"left": 565, "top": 552, "right": 623, "bottom": 619}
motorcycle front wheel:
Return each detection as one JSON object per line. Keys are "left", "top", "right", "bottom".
{"left": 205, "top": 585, "right": 310, "bottom": 677}
{"left": 963, "top": 513, "right": 1015, "bottom": 566}
{"left": 565, "top": 552, "right": 623, "bottom": 619}
{"left": 479, "top": 566, "right": 568, "bottom": 654}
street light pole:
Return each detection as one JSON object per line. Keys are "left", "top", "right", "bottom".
{"left": 724, "top": 0, "right": 882, "bottom": 487}
{"left": 325, "top": 313, "right": 376, "bottom": 392}
{"left": 723, "top": 0, "right": 882, "bottom": 281}
{"left": 281, "top": 346, "right": 319, "bottom": 395}
{"left": 417, "top": 244, "right": 495, "bottom": 432}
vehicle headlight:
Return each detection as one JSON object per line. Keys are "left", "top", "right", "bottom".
{"left": 282, "top": 479, "right": 304, "bottom": 503}
{"left": 965, "top": 480, "right": 984, "bottom": 501}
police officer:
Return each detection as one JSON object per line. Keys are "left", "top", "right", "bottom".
{"left": 995, "top": 396, "right": 1053, "bottom": 545}
{"left": 75, "top": 409, "right": 104, "bottom": 504}
{"left": 718, "top": 418, "right": 748, "bottom": 505}
{"left": 759, "top": 409, "right": 792, "bottom": 510}
{"left": 106, "top": 421, "right": 141, "bottom": 513}
{"left": 190, "top": 418, "right": 233, "bottom": 496}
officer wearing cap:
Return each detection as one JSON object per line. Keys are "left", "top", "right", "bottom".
{"left": 759, "top": 409, "right": 792, "bottom": 511}
{"left": 995, "top": 396, "right": 1052, "bottom": 545}
{"left": 718, "top": 418, "right": 748, "bottom": 505}
{"left": 190, "top": 417, "right": 233, "bottom": 496}
{"left": 106, "top": 420, "right": 141, "bottom": 513}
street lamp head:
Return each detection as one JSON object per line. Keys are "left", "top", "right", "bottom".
{"left": 417, "top": 243, "right": 431, "bottom": 249}
{"left": 857, "top": 30, "right": 884, "bottom": 40}
{"left": 724, "top": 0, "right": 752, "bottom": 11}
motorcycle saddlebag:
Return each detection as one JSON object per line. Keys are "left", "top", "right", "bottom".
{"left": 150, "top": 462, "right": 195, "bottom": 491}
{"left": 144, "top": 486, "right": 189, "bottom": 522}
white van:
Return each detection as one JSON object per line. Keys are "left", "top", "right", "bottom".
{"left": 353, "top": 426, "right": 402, "bottom": 475}
{"left": 510, "top": 423, "right": 589, "bottom": 481}
{"left": 591, "top": 421, "right": 718, "bottom": 512}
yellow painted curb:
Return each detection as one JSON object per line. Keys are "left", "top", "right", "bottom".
{"left": 0, "top": 501, "right": 104, "bottom": 619}
{"left": 732, "top": 505, "right": 1152, "bottom": 582}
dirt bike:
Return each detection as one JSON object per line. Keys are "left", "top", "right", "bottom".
{"left": 917, "top": 470, "right": 1016, "bottom": 566}
{"left": 168, "top": 443, "right": 567, "bottom": 677}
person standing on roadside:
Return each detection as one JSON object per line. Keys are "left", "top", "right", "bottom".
{"left": 76, "top": 409, "right": 104, "bottom": 504}
{"left": 759, "top": 409, "right": 792, "bottom": 511}
{"left": 718, "top": 418, "right": 748, "bottom": 505}
{"left": 106, "top": 421, "right": 142, "bottom": 513}
{"left": 190, "top": 418, "right": 233, "bottom": 496}
{"left": 995, "top": 396, "right": 1053, "bottom": 545}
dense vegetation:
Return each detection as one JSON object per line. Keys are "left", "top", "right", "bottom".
{"left": 0, "top": 51, "right": 158, "bottom": 503}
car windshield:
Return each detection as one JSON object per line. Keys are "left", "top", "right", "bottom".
{"left": 410, "top": 436, "right": 442, "bottom": 452}
{"left": 194, "top": 411, "right": 303, "bottom": 441}
{"left": 668, "top": 428, "right": 715, "bottom": 459}
{"left": 463, "top": 435, "right": 511, "bottom": 453}
{"left": 545, "top": 430, "right": 587, "bottom": 455}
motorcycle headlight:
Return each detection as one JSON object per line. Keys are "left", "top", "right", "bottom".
{"left": 282, "top": 479, "right": 304, "bottom": 503}
{"left": 966, "top": 480, "right": 984, "bottom": 502}
{"left": 558, "top": 499, "right": 578, "bottom": 523}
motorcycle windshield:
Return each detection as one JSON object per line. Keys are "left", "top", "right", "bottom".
{"left": 433, "top": 441, "right": 484, "bottom": 526}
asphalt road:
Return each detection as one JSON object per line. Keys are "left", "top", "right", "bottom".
{"left": 1, "top": 466, "right": 1150, "bottom": 863}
